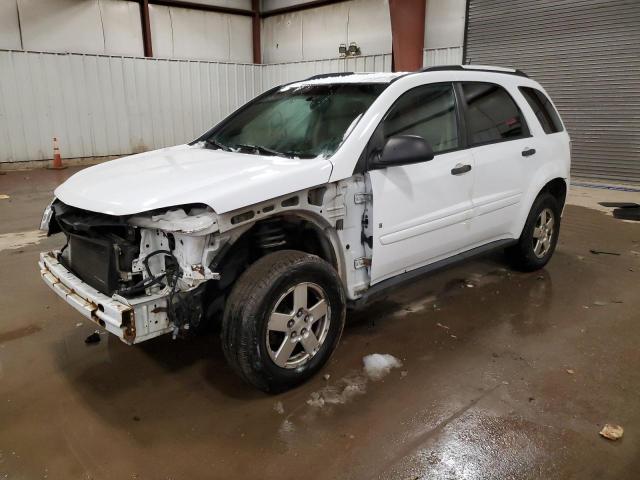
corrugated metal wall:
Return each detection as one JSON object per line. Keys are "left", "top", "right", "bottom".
{"left": 0, "top": 50, "right": 262, "bottom": 163}
{"left": 262, "top": 54, "right": 392, "bottom": 90}
{"left": 422, "top": 47, "right": 463, "bottom": 68}
{"left": 0, "top": 51, "right": 391, "bottom": 164}
{"left": 465, "top": 0, "right": 640, "bottom": 184}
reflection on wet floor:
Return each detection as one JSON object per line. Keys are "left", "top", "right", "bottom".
{"left": 1, "top": 199, "right": 640, "bottom": 479}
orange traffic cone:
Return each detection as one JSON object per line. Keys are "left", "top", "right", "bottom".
{"left": 49, "top": 137, "right": 66, "bottom": 170}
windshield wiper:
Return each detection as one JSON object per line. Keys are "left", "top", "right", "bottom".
{"left": 233, "top": 143, "right": 286, "bottom": 157}
{"left": 204, "top": 138, "right": 231, "bottom": 152}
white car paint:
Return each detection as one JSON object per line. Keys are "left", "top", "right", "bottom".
{"left": 41, "top": 65, "right": 571, "bottom": 346}
{"left": 55, "top": 143, "right": 333, "bottom": 215}
{"left": 369, "top": 148, "right": 476, "bottom": 283}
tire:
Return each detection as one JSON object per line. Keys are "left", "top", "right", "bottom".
{"left": 506, "top": 192, "right": 561, "bottom": 272}
{"left": 221, "top": 250, "right": 346, "bottom": 393}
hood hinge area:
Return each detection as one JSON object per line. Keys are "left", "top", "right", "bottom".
{"left": 354, "top": 257, "right": 372, "bottom": 269}
{"left": 354, "top": 193, "right": 372, "bottom": 204}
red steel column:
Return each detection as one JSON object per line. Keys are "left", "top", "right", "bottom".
{"left": 252, "top": 0, "right": 261, "bottom": 64}
{"left": 141, "top": 0, "right": 153, "bottom": 57}
{"left": 389, "top": 0, "right": 426, "bottom": 72}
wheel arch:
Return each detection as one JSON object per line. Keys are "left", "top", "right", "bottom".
{"left": 213, "top": 209, "right": 347, "bottom": 291}
{"left": 514, "top": 174, "right": 568, "bottom": 239}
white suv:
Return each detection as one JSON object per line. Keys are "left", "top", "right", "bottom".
{"left": 39, "top": 65, "right": 570, "bottom": 392}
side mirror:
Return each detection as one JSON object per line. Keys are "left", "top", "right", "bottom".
{"left": 371, "top": 135, "right": 434, "bottom": 169}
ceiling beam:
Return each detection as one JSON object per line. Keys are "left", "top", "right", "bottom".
{"left": 260, "top": 0, "right": 348, "bottom": 18}
{"left": 148, "top": 0, "right": 254, "bottom": 16}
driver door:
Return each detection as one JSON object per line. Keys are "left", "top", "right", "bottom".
{"left": 368, "top": 82, "right": 475, "bottom": 284}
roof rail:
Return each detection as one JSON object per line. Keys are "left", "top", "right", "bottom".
{"left": 419, "top": 65, "right": 529, "bottom": 78}
{"left": 304, "top": 72, "right": 355, "bottom": 81}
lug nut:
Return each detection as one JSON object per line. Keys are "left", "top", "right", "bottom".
{"left": 291, "top": 331, "right": 297, "bottom": 339}
{"left": 304, "top": 315, "right": 310, "bottom": 323}
{"left": 297, "top": 309, "right": 304, "bottom": 317}
{"left": 301, "top": 328, "right": 307, "bottom": 335}
{"left": 287, "top": 319, "right": 295, "bottom": 328}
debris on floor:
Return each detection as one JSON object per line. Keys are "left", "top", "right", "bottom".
{"left": 566, "top": 369, "right": 575, "bottom": 374}
{"left": 84, "top": 331, "right": 101, "bottom": 344}
{"left": 589, "top": 249, "right": 621, "bottom": 256}
{"left": 273, "top": 401, "right": 285, "bottom": 415}
{"left": 306, "top": 374, "right": 368, "bottom": 408}
{"left": 307, "top": 391, "right": 326, "bottom": 408}
{"left": 363, "top": 353, "right": 403, "bottom": 381}
{"left": 598, "top": 201, "right": 640, "bottom": 221}
{"left": 599, "top": 424, "right": 624, "bottom": 440}
{"left": 0, "top": 230, "right": 47, "bottom": 252}
{"left": 0, "top": 194, "right": 9, "bottom": 199}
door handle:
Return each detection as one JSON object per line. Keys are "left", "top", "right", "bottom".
{"left": 451, "top": 164, "right": 472, "bottom": 175}
{"left": 521, "top": 148, "right": 536, "bottom": 157}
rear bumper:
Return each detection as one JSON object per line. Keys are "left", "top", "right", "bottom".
{"left": 39, "top": 251, "right": 173, "bottom": 344}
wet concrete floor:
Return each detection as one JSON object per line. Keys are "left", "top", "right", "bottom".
{"left": 1, "top": 168, "right": 639, "bottom": 479}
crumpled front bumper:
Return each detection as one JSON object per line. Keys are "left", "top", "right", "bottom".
{"left": 39, "top": 251, "right": 173, "bottom": 344}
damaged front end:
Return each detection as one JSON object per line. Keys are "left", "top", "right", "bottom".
{"left": 39, "top": 200, "right": 222, "bottom": 344}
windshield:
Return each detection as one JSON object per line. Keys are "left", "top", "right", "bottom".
{"left": 205, "top": 83, "right": 387, "bottom": 159}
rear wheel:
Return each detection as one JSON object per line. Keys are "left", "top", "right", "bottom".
{"left": 507, "top": 192, "right": 561, "bottom": 271}
{"left": 222, "top": 250, "right": 346, "bottom": 393}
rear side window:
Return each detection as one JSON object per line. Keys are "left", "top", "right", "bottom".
{"left": 461, "top": 82, "right": 528, "bottom": 146}
{"left": 519, "top": 87, "right": 564, "bottom": 134}
{"left": 382, "top": 83, "right": 460, "bottom": 154}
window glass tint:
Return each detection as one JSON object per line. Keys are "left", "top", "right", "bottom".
{"left": 519, "top": 87, "right": 563, "bottom": 134}
{"left": 462, "top": 82, "right": 527, "bottom": 145}
{"left": 211, "top": 83, "right": 386, "bottom": 159}
{"left": 383, "top": 83, "right": 459, "bottom": 154}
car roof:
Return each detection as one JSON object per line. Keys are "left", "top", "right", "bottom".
{"left": 287, "top": 65, "right": 528, "bottom": 89}
{"left": 279, "top": 72, "right": 407, "bottom": 90}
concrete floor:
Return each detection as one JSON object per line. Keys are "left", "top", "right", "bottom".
{"left": 1, "top": 168, "right": 639, "bottom": 479}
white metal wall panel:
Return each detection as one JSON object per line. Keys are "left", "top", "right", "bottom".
{"left": 262, "top": 0, "right": 391, "bottom": 63}
{"left": 345, "top": 0, "right": 392, "bottom": 58}
{"left": 465, "top": 0, "right": 640, "bottom": 183}
{"left": 422, "top": 47, "right": 463, "bottom": 67}
{"left": 17, "top": 0, "right": 105, "bottom": 54}
{"left": 186, "top": 0, "right": 251, "bottom": 9}
{"left": 0, "top": 1, "right": 22, "bottom": 50}
{"left": 15, "top": 0, "right": 144, "bottom": 56}
{"left": 424, "top": 0, "right": 466, "bottom": 49}
{"left": 0, "top": 51, "right": 262, "bottom": 163}
{"left": 262, "top": 53, "right": 393, "bottom": 90}
{"left": 0, "top": 50, "right": 389, "bottom": 164}
{"left": 147, "top": 4, "right": 253, "bottom": 62}
{"left": 99, "top": 0, "right": 144, "bottom": 57}
{"left": 148, "top": 5, "right": 174, "bottom": 58}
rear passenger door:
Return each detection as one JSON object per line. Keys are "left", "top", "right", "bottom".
{"left": 458, "top": 82, "right": 535, "bottom": 243}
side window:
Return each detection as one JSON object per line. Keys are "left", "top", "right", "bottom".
{"left": 519, "top": 87, "right": 564, "bottom": 134}
{"left": 382, "top": 83, "right": 460, "bottom": 154}
{"left": 461, "top": 82, "right": 528, "bottom": 146}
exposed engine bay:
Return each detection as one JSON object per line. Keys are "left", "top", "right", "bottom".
{"left": 40, "top": 178, "right": 371, "bottom": 344}
{"left": 46, "top": 201, "right": 221, "bottom": 341}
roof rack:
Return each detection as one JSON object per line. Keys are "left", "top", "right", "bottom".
{"left": 304, "top": 72, "right": 355, "bottom": 81}
{"left": 419, "top": 65, "right": 529, "bottom": 78}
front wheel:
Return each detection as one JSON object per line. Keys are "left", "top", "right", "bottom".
{"left": 221, "top": 250, "right": 346, "bottom": 393}
{"left": 507, "top": 192, "right": 561, "bottom": 272}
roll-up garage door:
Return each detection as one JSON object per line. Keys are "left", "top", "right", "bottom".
{"left": 464, "top": 0, "right": 640, "bottom": 184}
